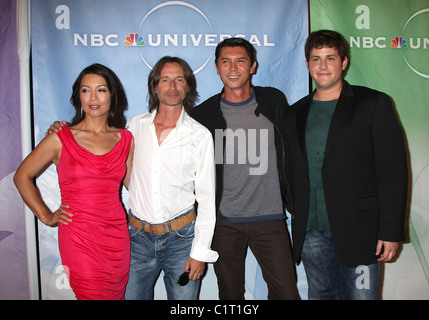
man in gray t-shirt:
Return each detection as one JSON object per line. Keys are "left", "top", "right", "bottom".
{"left": 191, "top": 38, "right": 299, "bottom": 300}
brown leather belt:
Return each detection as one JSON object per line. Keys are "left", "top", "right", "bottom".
{"left": 128, "top": 210, "right": 196, "bottom": 236}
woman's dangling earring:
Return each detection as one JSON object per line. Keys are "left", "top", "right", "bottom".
{"left": 81, "top": 108, "right": 83, "bottom": 117}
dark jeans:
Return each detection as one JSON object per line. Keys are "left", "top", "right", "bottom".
{"left": 301, "top": 230, "right": 381, "bottom": 300}
{"left": 212, "top": 213, "right": 300, "bottom": 300}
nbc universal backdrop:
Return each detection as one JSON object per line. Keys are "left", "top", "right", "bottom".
{"left": 8, "top": 0, "right": 428, "bottom": 300}
{"left": 30, "top": 0, "right": 309, "bottom": 299}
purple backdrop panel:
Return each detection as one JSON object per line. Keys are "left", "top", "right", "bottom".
{"left": 0, "top": 0, "right": 29, "bottom": 299}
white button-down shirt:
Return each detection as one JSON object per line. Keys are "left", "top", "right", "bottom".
{"left": 127, "top": 108, "right": 218, "bottom": 262}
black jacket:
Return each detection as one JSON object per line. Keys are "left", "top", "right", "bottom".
{"left": 191, "top": 86, "right": 293, "bottom": 213}
{"left": 285, "top": 81, "right": 408, "bottom": 267}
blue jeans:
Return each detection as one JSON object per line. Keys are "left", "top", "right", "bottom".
{"left": 301, "top": 230, "right": 380, "bottom": 300}
{"left": 125, "top": 215, "right": 200, "bottom": 300}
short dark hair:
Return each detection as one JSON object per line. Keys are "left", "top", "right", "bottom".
{"left": 147, "top": 56, "right": 198, "bottom": 114}
{"left": 305, "top": 30, "right": 349, "bottom": 62}
{"left": 70, "top": 63, "right": 128, "bottom": 128}
{"left": 215, "top": 37, "right": 258, "bottom": 68}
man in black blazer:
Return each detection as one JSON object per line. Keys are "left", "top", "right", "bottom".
{"left": 285, "top": 30, "right": 408, "bottom": 299}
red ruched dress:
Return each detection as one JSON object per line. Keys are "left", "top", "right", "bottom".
{"left": 56, "top": 126, "right": 131, "bottom": 300}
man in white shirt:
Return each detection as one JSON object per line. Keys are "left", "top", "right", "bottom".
{"left": 125, "top": 56, "right": 218, "bottom": 300}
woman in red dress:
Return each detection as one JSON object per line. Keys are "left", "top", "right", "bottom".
{"left": 14, "top": 64, "right": 134, "bottom": 299}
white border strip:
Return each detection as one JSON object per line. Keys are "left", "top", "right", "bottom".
{"left": 17, "top": 0, "right": 39, "bottom": 300}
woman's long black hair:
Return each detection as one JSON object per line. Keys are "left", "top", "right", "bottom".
{"left": 70, "top": 63, "right": 128, "bottom": 128}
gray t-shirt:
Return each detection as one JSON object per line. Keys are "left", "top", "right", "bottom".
{"left": 219, "top": 91, "right": 284, "bottom": 222}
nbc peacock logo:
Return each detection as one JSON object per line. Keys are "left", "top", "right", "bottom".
{"left": 390, "top": 36, "right": 407, "bottom": 49}
{"left": 124, "top": 33, "right": 145, "bottom": 46}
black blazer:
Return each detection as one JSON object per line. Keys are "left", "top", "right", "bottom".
{"left": 285, "top": 81, "right": 408, "bottom": 267}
